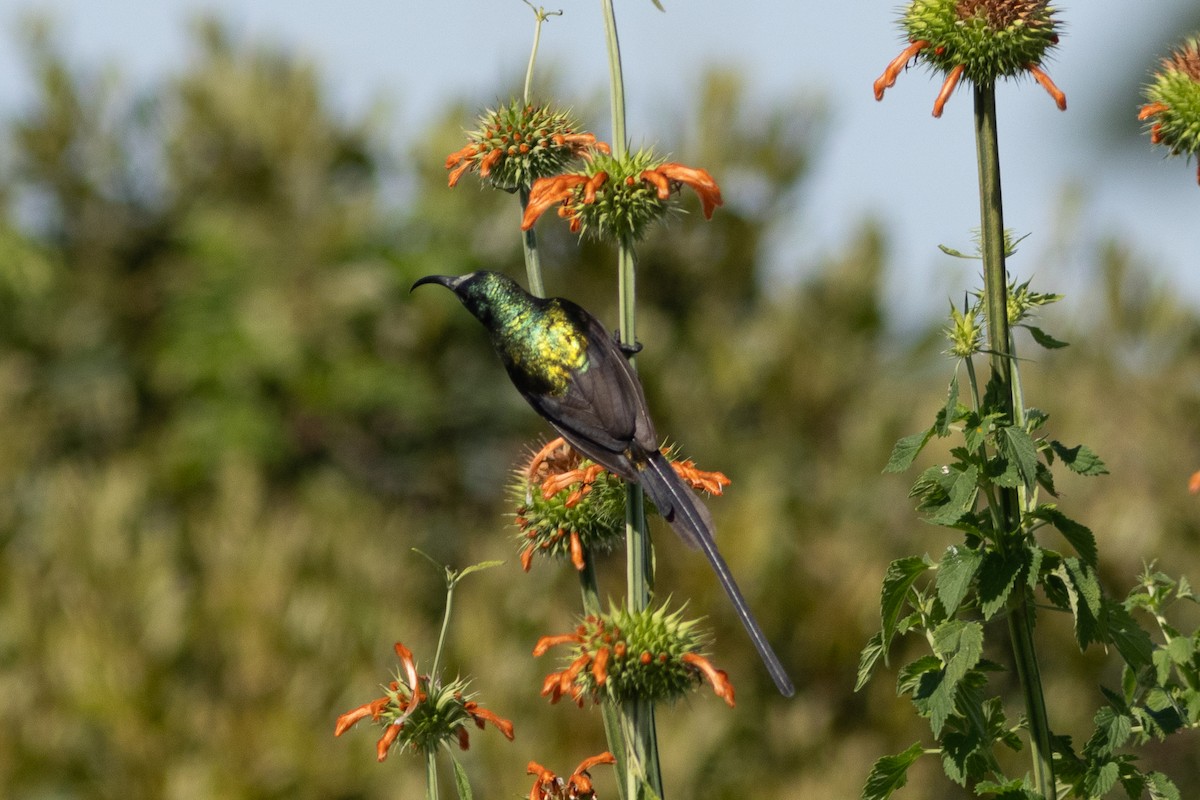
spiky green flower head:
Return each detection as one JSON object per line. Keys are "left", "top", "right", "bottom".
{"left": 445, "top": 99, "right": 608, "bottom": 192}
{"left": 945, "top": 298, "right": 984, "bottom": 358}
{"left": 511, "top": 457, "right": 629, "bottom": 571}
{"left": 875, "top": 0, "right": 1066, "bottom": 116}
{"left": 334, "top": 643, "right": 514, "bottom": 761}
{"left": 520, "top": 150, "right": 723, "bottom": 243}
{"left": 908, "top": 0, "right": 1059, "bottom": 82}
{"left": 1140, "top": 36, "right": 1200, "bottom": 184}
{"left": 535, "top": 603, "right": 736, "bottom": 707}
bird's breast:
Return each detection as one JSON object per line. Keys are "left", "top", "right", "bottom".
{"left": 497, "top": 306, "right": 589, "bottom": 396}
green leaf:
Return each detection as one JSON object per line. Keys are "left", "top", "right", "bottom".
{"left": 1022, "top": 324, "right": 1069, "bottom": 349}
{"left": 1106, "top": 599, "right": 1154, "bottom": 671}
{"left": 1059, "top": 557, "right": 1104, "bottom": 649}
{"left": 861, "top": 742, "right": 925, "bottom": 800}
{"left": 880, "top": 557, "right": 932, "bottom": 658}
{"left": 936, "top": 546, "right": 982, "bottom": 617}
{"left": 457, "top": 559, "right": 506, "bottom": 580}
{"left": 978, "top": 550, "right": 1025, "bottom": 620}
{"left": 855, "top": 631, "right": 885, "bottom": 692}
{"left": 997, "top": 426, "right": 1039, "bottom": 490}
{"left": 451, "top": 755, "right": 473, "bottom": 800}
{"left": 1085, "top": 707, "right": 1132, "bottom": 758}
{"left": 1049, "top": 441, "right": 1109, "bottom": 476}
{"left": 897, "top": 655, "right": 943, "bottom": 699}
{"left": 935, "top": 374, "right": 960, "bottom": 437}
{"left": 927, "top": 465, "right": 980, "bottom": 525}
{"left": 929, "top": 620, "right": 984, "bottom": 736}
{"left": 1030, "top": 506, "right": 1098, "bottom": 567}
{"left": 885, "top": 428, "right": 933, "bottom": 473}
{"left": 1147, "top": 771, "right": 1181, "bottom": 800}
{"left": 1084, "top": 760, "right": 1120, "bottom": 797}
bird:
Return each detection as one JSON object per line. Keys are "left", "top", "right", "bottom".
{"left": 413, "top": 270, "right": 794, "bottom": 697}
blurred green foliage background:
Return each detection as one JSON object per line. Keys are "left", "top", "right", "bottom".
{"left": 2, "top": 16, "right": 1199, "bottom": 800}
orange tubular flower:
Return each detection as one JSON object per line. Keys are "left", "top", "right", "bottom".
{"left": 527, "top": 752, "right": 616, "bottom": 800}
{"left": 521, "top": 174, "right": 590, "bottom": 230}
{"left": 644, "top": 162, "right": 724, "bottom": 219}
{"left": 1189, "top": 470, "right": 1200, "bottom": 495}
{"left": 682, "top": 652, "right": 736, "bottom": 708}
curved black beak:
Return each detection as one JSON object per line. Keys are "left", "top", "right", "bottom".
{"left": 410, "top": 274, "right": 460, "bottom": 293}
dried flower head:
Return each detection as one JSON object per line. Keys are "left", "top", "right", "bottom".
{"left": 520, "top": 150, "right": 723, "bottom": 241}
{"left": 1139, "top": 36, "right": 1200, "bottom": 184}
{"left": 527, "top": 752, "right": 617, "bottom": 800}
{"left": 513, "top": 437, "right": 731, "bottom": 572}
{"left": 534, "top": 603, "right": 735, "bottom": 707}
{"left": 445, "top": 99, "right": 609, "bottom": 192}
{"left": 875, "top": 0, "right": 1066, "bottom": 117}
{"left": 334, "top": 642, "right": 514, "bottom": 761}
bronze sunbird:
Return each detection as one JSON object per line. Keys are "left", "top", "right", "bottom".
{"left": 413, "top": 270, "right": 794, "bottom": 697}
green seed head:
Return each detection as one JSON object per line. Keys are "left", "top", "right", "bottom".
{"left": 903, "top": 0, "right": 1060, "bottom": 84}
{"left": 1142, "top": 37, "right": 1200, "bottom": 162}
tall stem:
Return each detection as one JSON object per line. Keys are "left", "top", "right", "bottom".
{"left": 973, "top": 84, "right": 1056, "bottom": 798}
{"left": 519, "top": 187, "right": 546, "bottom": 298}
{"left": 600, "top": 2, "right": 661, "bottom": 797}
{"left": 425, "top": 751, "right": 440, "bottom": 800}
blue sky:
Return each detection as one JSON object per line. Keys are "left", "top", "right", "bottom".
{"left": 2, "top": 1, "right": 1197, "bottom": 320}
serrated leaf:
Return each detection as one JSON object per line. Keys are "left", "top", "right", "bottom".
{"left": 1147, "top": 771, "right": 1181, "bottom": 800}
{"left": 1106, "top": 598, "right": 1154, "bottom": 671}
{"left": 1035, "top": 461, "right": 1058, "bottom": 497}
{"left": 861, "top": 742, "right": 925, "bottom": 800}
{"left": 1026, "top": 546, "right": 1044, "bottom": 590}
{"left": 1049, "top": 441, "right": 1109, "bottom": 476}
{"left": 978, "top": 550, "right": 1025, "bottom": 620}
{"left": 1031, "top": 506, "right": 1098, "bottom": 567}
{"left": 928, "top": 465, "right": 979, "bottom": 525}
{"left": 1086, "top": 707, "right": 1132, "bottom": 757}
{"left": 451, "top": 755, "right": 473, "bottom": 800}
{"left": 1023, "top": 324, "right": 1069, "bottom": 349}
{"left": 885, "top": 429, "right": 933, "bottom": 473}
{"left": 998, "top": 426, "right": 1039, "bottom": 490}
{"left": 896, "top": 655, "right": 943, "bottom": 699}
{"left": 1084, "top": 760, "right": 1120, "bottom": 797}
{"left": 929, "top": 620, "right": 984, "bottom": 736}
{"left": 936, "top": 374, "right": 960, "bottom": 437}
{"left": 881, "top": 557, "right": 932, "bottom": 659}
{"left": 936, "top": 546, "right": 982, "bottom": 617}
{"left": 1060, "top": 557, "right": 1104, "bottom": 649}
{"left": 855, "top": 631, "right": 885, "bottom": 692}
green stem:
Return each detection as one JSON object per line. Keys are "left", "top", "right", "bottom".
{"left": 600, "top": 0, "right": 628, "bottom": 158}
{"left": 519, "top": 187, "right": 546, "bottom": 297}
{"left": 578, "top": 559, "right": 630, "bottom": 792}
{"left": 600, "top": 0, "right": 659, "bottom": 794}
{"left": 430, "top": 577, "right": 456, "bottom": 680}
{"left": 973, "top": 84, "right": 1056, "bottom": 798}
{"left": 426, "top": 750, "right": 439, "bottom": 800}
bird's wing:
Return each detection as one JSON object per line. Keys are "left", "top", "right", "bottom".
{"left": 523, "top": 305, "right": 657, "bottom": 478}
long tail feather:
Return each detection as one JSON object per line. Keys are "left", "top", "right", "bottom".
{"left": 639, "top": 452, "right": 795, "bottom": 697}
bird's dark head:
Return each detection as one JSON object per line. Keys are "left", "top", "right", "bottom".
{"left": 411, "top": 271, "right": 532, "bottom": 326}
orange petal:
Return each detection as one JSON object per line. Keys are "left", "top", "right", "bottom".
{"left": 521, "top": 545, "right": 535, "bottom": 572}
{"left": 1138, "top": 102, "right": 1169, "bottom": 121}
{"left": 334, "top": 702, "right": 374, "bottom": 736}
{"left": 682, "top": 652, "right": 736, "bottom": 707}
{"left": 467, "top": 704, "right": 516, "bottom": 740}
{"left": 533, "top": 632, "right": 581, "bottom": 657}
{"left": 569, "top": 531, "right": 586, "bottom": 571}
{"left": 447, "top": 159, "right": 473, "bottom": 188}
{"left": 1190, "top": 470, "right": 1200, "bottom": 494}
{"left": 639, "top": 168, "right": 672, "bottom": 200}
{"left": 655, "top": 162, "right": 724, "bottom": 219}
{"left": 444, "top": 143, "right": 478, "bottom": 170}
{"left": 575, "top": 752, "right": 617, "bottom": 774}
{"left": 478, "top": 147, "right": 504, "bottom": 178}
{"left": 526, "top": 436, "right": 568, "bottom": 480}
{"left": 376, "top": 723, "right": 402, "bottom": 761}
{"left": 591, "top": 646, "right": 610, "bottom": 686}
{"left": 874, "top": 40, "right": 929, "bottom": 101}
{"left": 394, "top": 642, "right": 420, "bottom": 694}
{"left": 1026, "top": 64, "right": 1067, "bottom": 111}
{"left": 521, "top": 174, "right": 588, "bottom": 230}
{"left": 932, "top": 64, "right": 965, "bottom": 118}
{"left": 584, "top": 171, "right": 608, "bottom": 205}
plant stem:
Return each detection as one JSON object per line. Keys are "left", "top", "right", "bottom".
{"left": 426, "top": 750, "right": 439, "bottom": 800}
{"left": 430, "top": 575, "right": 456, "bottom": 680}
{"left": 973, "top": 83, "right": 1056, "bottom": 799}
{"left": 519, "top": 187, "right": 546, "bottom": 297}
{"left": 600, "top": 1, "right": 661, "bottom": 796}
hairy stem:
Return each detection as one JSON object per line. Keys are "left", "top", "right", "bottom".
{"left": 974, "top": 84, "right": 1056, "bottom": 798}
{"left": 426, "top": 750, "right": 439, "bottom": 800}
